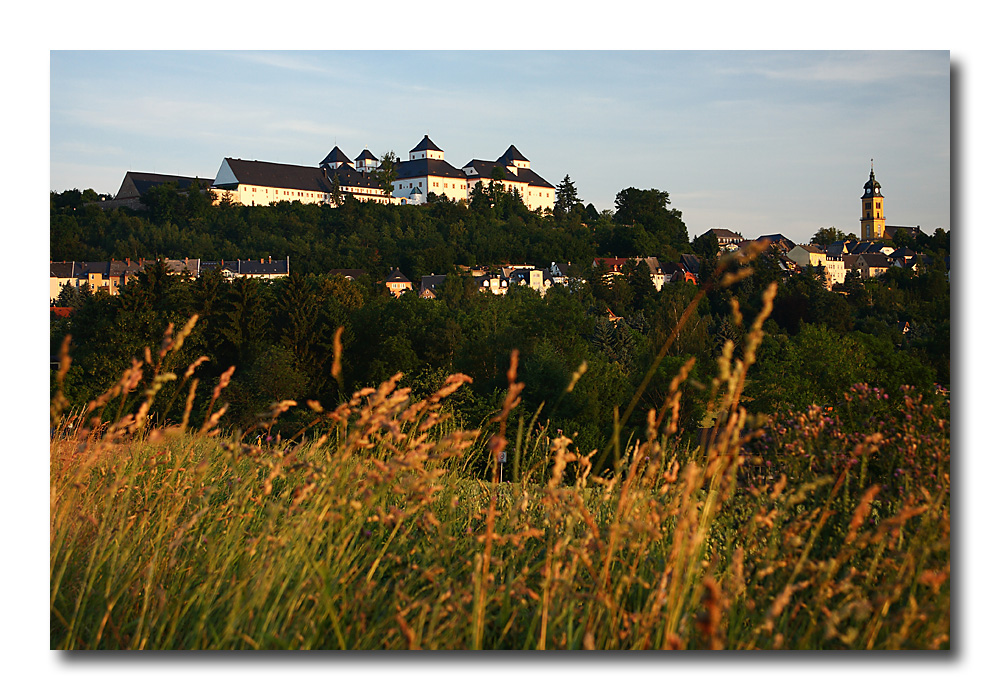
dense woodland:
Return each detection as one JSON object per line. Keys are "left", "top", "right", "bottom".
{"left": 50, "top": 184, "right": 951, "bottom": 465}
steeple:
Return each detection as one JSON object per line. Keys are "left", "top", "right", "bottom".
{"left": 860, "top": 159, "right": 885, "bottom": 240}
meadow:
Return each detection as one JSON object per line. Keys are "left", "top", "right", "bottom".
{"left": 49, "top": 282, "right": 949, "bottom": 650}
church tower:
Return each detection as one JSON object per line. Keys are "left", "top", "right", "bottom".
{"left": 860, "top": 160, "right": 886, "bottom": 241}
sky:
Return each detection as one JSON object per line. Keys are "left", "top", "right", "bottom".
{"left": 50, "top": 50, "right": 951, "bottom": 244}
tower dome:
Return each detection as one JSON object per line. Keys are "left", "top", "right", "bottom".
{"left": 862, "top": 162, "right": 882, "bottom": 198}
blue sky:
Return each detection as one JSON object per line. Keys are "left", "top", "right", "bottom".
{"left": 50, "top": 50, "right": 950, "bottom": 243}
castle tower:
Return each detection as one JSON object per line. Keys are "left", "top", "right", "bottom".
{"left": 860, "top": 160, "right": 886, "bottom": 241}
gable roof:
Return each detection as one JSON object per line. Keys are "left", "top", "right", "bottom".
{"left": 50, "top": 261, "right": 76, "bottom": 278}
{"left": 462, "top": 159, "right": 554, "bottom": 189}
{"left": 680, "top": 254, "right": 701, "bottom": 275}
{"left": 796, "top": 244, "right": 826, "bottom": 254}
{"left": 385, "top": 269, "right": 411, "bottom": 284}
{"left": 221, "top": 158, "right": 332, "bottom": 192}
{"left": 115, "top": 172, "right": 213, "bottom": 199}
{"left": 859, "top": 253, "right": 891, "bottom": 268}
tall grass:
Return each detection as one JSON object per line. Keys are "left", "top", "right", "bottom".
{"left": 50, "top": 279, "right": 949, "bottom": 649}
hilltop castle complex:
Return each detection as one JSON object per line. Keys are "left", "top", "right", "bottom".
{"left": 198, "top": 135, "right": 556, "bottom": 211}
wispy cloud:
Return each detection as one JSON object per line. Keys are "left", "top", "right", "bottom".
{"left": 227, "top": 51, "right": 336, "bottom": 75}
{"left": 717, "top": 51, "right": 948, "bottom": 84}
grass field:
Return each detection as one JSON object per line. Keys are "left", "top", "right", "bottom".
{"left": 50, "top": 284, "right": 949, "bottom": 650}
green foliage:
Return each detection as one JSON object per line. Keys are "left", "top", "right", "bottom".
{"left": 554, "top": 174, "right": 582, "bottom": 215}
{"left": 810, "top": 226, "right": 849, "bottom": 245}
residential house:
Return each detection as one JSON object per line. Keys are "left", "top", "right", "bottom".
{"left": 857, "top": 253, "right": 892, "bottom": 279}
{"left": 702, "top": 228, "right": 744, "bottom": 251}
{"left": 679, "top": 254, "right": 702, "bottom": 281}
{"left": 419, "top": 275, "right": 448, "bottom": 299}
{"left": 592, "top": 257, "right": 632, "bottom": 277}
{"left": 752, "top": 233, "right": 796, "bottom": 254}
{"left": 824, "top": 256, "right": 846, "bottom": 287}
{"left": 385, "top": 269, "right": 413, "bottom": 297}
{"left": 473, "top": 271, "right": 511, "bottom": 295}
{"left": 50, "top": 261, "right": 79, "bottom": 302}
{"left": 549, "top": 262, "right": 575, "bottom": 285}
{"left": 787, "top": 244, "right": 826, "bottom": 269}
{"left": 787, "top": 244, "right": 844, "bottom": 289}
{"left": 328, "top": 269, "right": 369, "bottom": 281}
{"left": 661, "top": 262, "right": 697, "bottom": 285}
{"left": 508, "top": 267, "right": 554, "bottom": 296}
{"left": 199, "top": 258, "right": 289, "bottom": 280}
{"left": 638, "top": 257, "right": 666, "bottom": 291}
{"left": 50, "top": 257, "right": 198, "bottom": 302}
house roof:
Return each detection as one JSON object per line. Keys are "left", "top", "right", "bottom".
{"left": 385, "top": 269, "right": 411, "bottom": 283}
{"left": 328, "top": 268, "right": 368, "bottom": 279}
{"left": 593, "top": 257, "right": 632, "bottom": 271}
{"left": 420, "top": 274, "right": 447, "bottom": 292}
{"left": 356, "top": 149, "right": 378, "bottom": 162}
{"left": 116, "top": 172, "right": 213, "bottom": 199}
{"left": 859, "top": 253, "right": 891, "bottom": 267}
{"left": 703, "top": 228, "right": 740, "bottom": 240}
{"left": 410, "top": 135, "right": 442, "bottom": 153}
{"left": 508, "top": 268, "right": 554, "bottom": 285}
{"left": 796, "top": 244, "right": 826, "bottom": 254}
{"left": 200, "top": 259, "right": 287, "bottom": 275}
{"left": 680, "top": 254, "right": 701, "bottom": 275}
{"left": 50, "top": 262, "right": 76, "bottom": 278}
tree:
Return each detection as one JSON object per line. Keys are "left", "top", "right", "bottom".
{"left": 612, "top": 188, "right": 691, "bottom": 254}
{"left": 329, "top": 171, "right": 344, "bottom": 207}
{"left": 810, "top": 227, "right": 847, "bottom": 245}
{"left": 376, "top": 151, "right": 398, "bottom": 196}
{"left": 692, "top": 230, "right": 719, "bottom": 261}
{"left": 554, "top": 175, "right": 582, "bottom": 215}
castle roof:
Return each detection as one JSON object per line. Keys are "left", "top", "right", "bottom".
{"left": 221, "top": 158, "right": 331, "bottom": 192}
{"left": 395, "top": 158, "right": 466, "bottom": 180}
{"left": 462, "top": 159, "right": 554, "bottom": 189}
{"left": 321, "top": 146, "right": 354, "bottom": 166}
{"left": 410, "top": 134, "right": 442, "bottom": 153}
{"left": 498, "top": 145, "right": 528, "bottom": 164}
{"left": 356, "top": 149, "right": 378, "bottom": 162}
